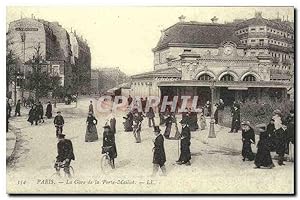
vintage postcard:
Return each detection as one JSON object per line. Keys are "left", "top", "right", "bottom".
{"left": 6, "top": 6, "right": 294, "bottom": 194}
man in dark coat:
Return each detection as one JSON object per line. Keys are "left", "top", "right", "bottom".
{"left": 123, "top": 110, "right": 134, "bottom": 131}
{"left": 229, "top": 105, "right": 240, "bottom": 133}
{"left": 15, "top": 99, "right": 21, "bottom": 117}
{"left": 176, "top": 118, "right": 191, "bottom": 165}
{"left": 241, "top": 121, "right": 255, "bottom": 161}
{"left": 54, "top": 111, "right": 65, "bottom": 137}
{"left": 102, "top": 125, "right": 117, "bottom": 169}
{"left": 55, "top": 133, "right": 75, "bottom": 177}
{"left": 37, "top": 101, "right": 44, "bottom": 123}
{"left": 146, "top": 107, "right": 155, "bottom": 127}
{"left": 28, "top": 104, "right": 38, "bottom": 125}
{"left": 275, "top": 124, "right": 288, "bottom": 166}
{"left": 152, "top": 126, "right": 166, "bottom": 176}
{"left": 163, "top": 114, "right": 174, "bottom": 138}
{"left": 267, "top": 119, "right": 276, "bottom": 151}
{"left": 45, "top": 101, "right": 52, "bottom": 119}
{"left": 254, "top": 124, "right": 274, "bottom": 169}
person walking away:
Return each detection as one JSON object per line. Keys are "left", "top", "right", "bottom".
{"left": 45, "top": 101, "right": 53, "bottom": 119}
{"left": 132, "top": 112, "right": 143, "bottom": 143}
{"left": 85, "top": 112, "right": 98, "bottom": 142}
{"left": 229, "top": 105, "right": 240, "bottom": 133}
{"left": 152, "top": 126, "right": 167, "bottom": 176}
{"left": 37, "top": 101, "right": 44, "bottom": 123}
{"left": 241, "top": 121, "right": 255, "bottom": 161}
{"left": 176, "top": 118, "right": 192, "bottom": 165}
{"left": 15, "top": 99, "right": 21, "bottom": 116}
{"left": 146, "top": 107, "right": 155, "bottom": 127}
{"left": 89, "top": 100, "right": 94, "bottom": 114}
{"left": 55, "top": 133, "right": 75, "bottom": 178}
{"left": 254, "top": 124, "right": 275, "bottom": 169}
{"left": 54, "top": 111, "right": 65, "bottom": 137}
{"left": 102, "top": 125, "right": 117, "bottom": 168}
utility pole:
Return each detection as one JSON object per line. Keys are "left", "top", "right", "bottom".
{"left": 208, "top": 79, "right": 216, "bottom": 138}
{"left": 20, "top": 32, "right": 26, "bottom": 98}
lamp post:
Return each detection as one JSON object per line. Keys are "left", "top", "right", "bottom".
{"left": 20, "top": 32, "right": 26, "bottom": 98}
{"left": 208, "top": 79, "right": 216, "bottom": 138}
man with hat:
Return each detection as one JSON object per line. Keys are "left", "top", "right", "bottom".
{"left": 54, "top": 111, "right": 65, "bottom": 137}
{"left": 176, "top": 118, "right": 192, "bottom": 165}
{"left": 55, "top": 133, "right": 75, "bottom": 177}
{"left": 45, "top": 101, "right": 53, "bottom": 119}
{"left": 254, "top": 123, "right": 274, "bottom": 169}
{"left": 241, "top": 121, "right": 255, "bottom": 161}
{"left": 102, "top": 125, "right": 117, "bottom": 168}
{"left": 152, "top": 126, "right": 166, "bottom": 176}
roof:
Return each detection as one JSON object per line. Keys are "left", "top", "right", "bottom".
{"left": 131, "top": 67, "right": 182, "bottom": 79}
{"left": 153, "top": 22, "right": 241, "bottom": 51}
{"left": 235, "top": 17, "right": 294, "bottom": 33}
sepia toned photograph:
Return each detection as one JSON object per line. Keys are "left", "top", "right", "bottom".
{"left": 6, "top": 6, "right": 295, "bottom": 194}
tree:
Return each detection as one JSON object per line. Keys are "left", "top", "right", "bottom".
{"left": 23, "top": 43, "right": 61, "bottom": 101}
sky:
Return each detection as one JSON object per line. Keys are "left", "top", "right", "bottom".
{"left": 6, "top": 6, "right": 294, "bottom": 75}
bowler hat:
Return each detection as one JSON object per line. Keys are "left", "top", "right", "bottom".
{"left": 153, "top": 126, "right": 161, "bottom": 133}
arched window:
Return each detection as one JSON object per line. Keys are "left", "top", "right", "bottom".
{"left": 243, "top": 74, "right": 256, "bottom": 82}
{"left": 220, "top": 74, "right": 234, "bottom": 81}
{"left": 198, "top": 74, "right": 213, "bottom": 81}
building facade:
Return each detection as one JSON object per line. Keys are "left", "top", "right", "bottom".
{"left": 6, "top": 16, "right": 91, "bottom": 101}
{"left": 130, "top": 13, "right": 294, "bottom": 106}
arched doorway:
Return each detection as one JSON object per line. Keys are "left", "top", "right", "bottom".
{"left": 219, "top": 74, "right": 235, "bottom": 106}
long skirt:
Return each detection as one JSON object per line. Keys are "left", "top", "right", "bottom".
{"left": 254, "top": 146, "right": 273, "bottom": 167}
{"left": 178, "top": 139, "right": 191, "bottom": 162}
{"left": 242, "top": 141, "right": 255, "bottom": 161}
{"left": 85, "top": 124, "right": 98, "bottom": 142}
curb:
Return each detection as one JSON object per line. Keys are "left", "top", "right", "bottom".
{"left": 6, "top": 125, "right": 21, "bottom": 166}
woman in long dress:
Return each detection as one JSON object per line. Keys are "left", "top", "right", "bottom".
{"left": 241, "top": 121, "right": 255, "bottom": 161}
{"left": 254, "top": 124, "right": 275, "bottom": 169}
{"left": 85, "top": 112, "right": 98, "bottom": 142}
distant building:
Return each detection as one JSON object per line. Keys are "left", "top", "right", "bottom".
{"left": 131, "top": 12, "right": 294, "bottom": 106}
{"left": 6, "top": 16, "right": 91, "bottom": 101}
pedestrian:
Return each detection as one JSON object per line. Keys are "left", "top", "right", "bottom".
{"left": 54, "top": 111, "right": 65, "bottom": 137}
{"left": 272, "top": 109, "right": 283, "bottom": 130}
{"left": 123, "top": 109, "right": 134, "bottom": 132}
{"left": 7, "top": 98, "right": 12, "bottom": 118}
{"left": 199, "top": 111, "right": 206, "bottom": 130}
{"left": 214, "top": 103, "right": 219, "bottom": 125}
{"left": 217, "top": 99, "right": 225, "bottom": 125}
{"left": 152, "top": 126, "right": 167, "bottom": 176}
{"left": 133, "top": 112, "right": 143, "bottom": 143}
{"left": 55, "top": 133, "right": 75, "bottom": 178}
{"left": 176, "top": 118, "right": 192, "bottom": 165}
{"left": 28, "top": 104, "right": 38, "bottom": 125}
{"left": 204, "top": 101, "right": 211, "bottom": 117}
{"left": 102, "top": 125, "right": 117, "bottom": 169}
{"left": 85, "top": 112, "right": 98, "bottom": 142}
{"left": 146, "top": 107, "right": 155, "bottom": 127}
{"left": 89, "top": 100, "right": 94, "bottom": 114}
{"left": 275, "top": 123, "right": 288, "bottom": 166}
{"left": 163, "top": 113, "right": 175, "bottom": 139}
{"left": 285, "top": 109, "right": 294, "bottom": 162}
{"left": 241, "top": 121, "right": 255, "bottom": 161}
{"left": 15, "top": 99, "right": 21, "bottom": 117}
{"left": 45, "top": 101, "right": 53, "bottom": 119}
{"left": 254, "top": 124, "right": 275, "bottom": 169}
{"left": 37, "top": 101, "right": 44, "bottom": 123}
{"left": 159, "top": 112, "right": 166, "bottom": 125}
{"left": 127, "top": 95, "right": 133, "bottom": 106}
{"left": 106, "top": 111, "right": 116, "bottom": 135}
{"left": 229, "top": 105, "right": 240, "bottom": 133}
{"left": 267, "top": 119, "right": 276, "bottom": 152}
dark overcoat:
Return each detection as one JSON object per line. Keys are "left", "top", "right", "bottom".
{"left": 102, "top": 130, "right": 117, "bottom": 159}
{"left": 153, "top": 134, "right": 166, "bottom": 167}
{"left": 56, "top": 139, "right": 75, "bottom": 162}
{"left": 242, "top": 127, "right": 255, "bottom": 160}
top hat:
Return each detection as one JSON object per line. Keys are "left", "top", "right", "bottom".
{"left": 153, "top": 126, "right": 161, "bottom": 133}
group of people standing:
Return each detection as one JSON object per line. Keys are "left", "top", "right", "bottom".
{"left": 28, "top": 101, "right": 53, "bottom": 125}
{"left": 241, "top": 109, "right": 295, "bottom": 169}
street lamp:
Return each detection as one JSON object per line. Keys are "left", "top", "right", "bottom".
{"left": 208, "top": 79, "right": 216, "bottom": 138}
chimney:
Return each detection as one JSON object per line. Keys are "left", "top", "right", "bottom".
{"left": 211, "top": 16, "right": 218, "bottom": 24}
{"left": 178, "top": 15, "right": 186, "bottom": 22}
